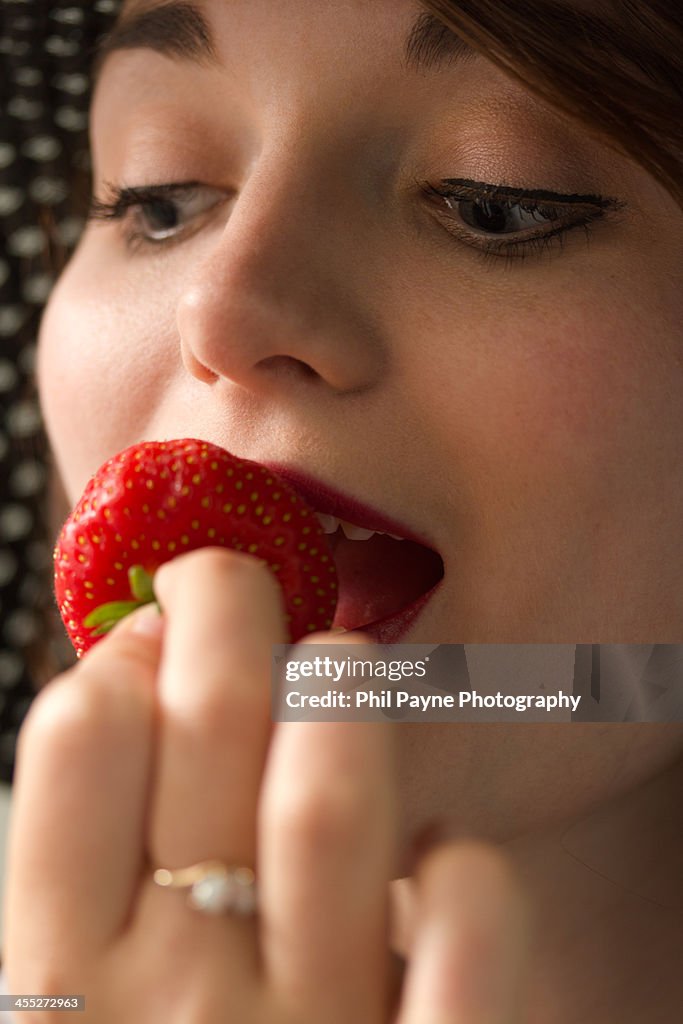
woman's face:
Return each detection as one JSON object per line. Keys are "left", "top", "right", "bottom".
{"left": 38, "top": 0, "right": 683, "bottom": 644}
{"left": 37, "top": 0, "right": 683, "bottom": 852}
{"left": 39, "top": 0, "right": 683, "bottom": 644}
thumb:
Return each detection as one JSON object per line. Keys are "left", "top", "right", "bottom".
{"left": 396, "top": 840, "right": 530, "bottom": 1024}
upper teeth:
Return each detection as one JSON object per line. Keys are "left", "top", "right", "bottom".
{"left": 316, "top": 512, "right": 403, "bottom": 541}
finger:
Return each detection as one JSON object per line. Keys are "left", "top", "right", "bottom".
{"left": 260, "top": 632, "right": 398, "bottom": 1023}
{"left": 396, "top": 841, "right": 530, "bottom": 1024}
{"left": 148, "top": 546, "right": 286, "bottom": 870}
{"left": 4, "top": 606, "right": 161, "bottom": 974}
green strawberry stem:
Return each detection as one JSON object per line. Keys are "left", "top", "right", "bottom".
{"left": 129, "top": 565, "right": 156, "bottom": 602}
{"left": 83, "top": 565, "right": 159, "bottom": 636}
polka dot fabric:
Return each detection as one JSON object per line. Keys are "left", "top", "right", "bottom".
{"left": 0, "top": 0, "right": 121, "bottom": 781}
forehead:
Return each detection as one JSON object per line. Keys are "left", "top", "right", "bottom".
{"left": 117, "top": 0, "right": 625, "bottom": 29}
{"left": 95, "top": 0, "right": 484, "bottom": 93}
{"left": 104, "top": 0, "right": 644, "bottom": 89}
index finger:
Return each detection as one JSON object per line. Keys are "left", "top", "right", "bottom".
{"left": 148, "top": 546, "right": 287, "bottom": 870}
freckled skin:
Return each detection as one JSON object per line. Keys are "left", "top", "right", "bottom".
{"left": 37, "top": 3, "right": 683, "bottom": 997}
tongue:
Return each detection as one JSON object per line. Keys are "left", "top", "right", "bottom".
{"left": 329, "top": 532, "right": 442, "bottom": 630}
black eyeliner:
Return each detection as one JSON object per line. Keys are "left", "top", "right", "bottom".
{"left": 439, "top": 177, "right": 623, "bottom": 209}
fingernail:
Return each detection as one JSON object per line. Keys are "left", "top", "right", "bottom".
{"left": 128, "top": 604, "right": 164, "bottom": 639}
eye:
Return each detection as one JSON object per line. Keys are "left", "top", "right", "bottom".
{"left": 421, "top": 178, "right": 622, "bottom": 265}
{"left": 457, "top": 197, "right": 556, "bottom": 235}
{"left": 88, "top": 182, "right": 229, "bottom": 249}
{"left": 138, "top": 195, "right": 196, "bottom": 240}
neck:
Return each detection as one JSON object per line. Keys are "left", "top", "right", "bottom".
{"left": 392, "top": 754, "right": 683, "bottom": 1024}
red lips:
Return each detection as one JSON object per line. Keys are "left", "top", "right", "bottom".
{"left": 265, "top": 465, "right": 444, "bottom": 639}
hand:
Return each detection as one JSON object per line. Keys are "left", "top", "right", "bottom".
{"left": 4, "top": 548, "right": 529, "bottom": 1022}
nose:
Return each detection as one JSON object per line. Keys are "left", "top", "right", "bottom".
{"left": 177, "top": 159, "right": 387, "bottom": 396}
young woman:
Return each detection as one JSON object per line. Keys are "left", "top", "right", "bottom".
{"left": 2, "top": 1, "right": 682, "bottom": 1020}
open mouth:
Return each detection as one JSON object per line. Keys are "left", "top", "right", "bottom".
{"left": 266, "top": 465, "right": 445, "bottom": 643}
{"left": 319, "top": 516, "right": 445, "bottom": 642}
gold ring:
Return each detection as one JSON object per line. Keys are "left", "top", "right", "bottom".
{"left": 153, "top": 859, "right": 257, "bottom": 916}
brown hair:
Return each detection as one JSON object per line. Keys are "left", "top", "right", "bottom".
{"left": 417, "top": 0, "right": 683, "bottom": 204}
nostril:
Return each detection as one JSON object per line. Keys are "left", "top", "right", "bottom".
{"left": 257, "top": 355, "right": 320, "bottom": 379}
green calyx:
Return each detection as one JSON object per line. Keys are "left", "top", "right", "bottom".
{"left": 83, "top": 565, "right": 159, "bottom": 637}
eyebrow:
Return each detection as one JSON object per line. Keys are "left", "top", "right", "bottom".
{"left": 92, "top": 2, "right": 477, "bottom": 82}
{"left": 404, "top": 12, "right": 478, "bottom": 70}
{"left": 92, "top": 1, "right": 220, "bottom": 80}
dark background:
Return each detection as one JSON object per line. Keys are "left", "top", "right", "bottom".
{"left": 0, "top": 0, "right": 120, "bottom": 782}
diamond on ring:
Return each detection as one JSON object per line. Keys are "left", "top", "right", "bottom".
{"left": 153, "top": 860, "right": 257, "bottom": 916}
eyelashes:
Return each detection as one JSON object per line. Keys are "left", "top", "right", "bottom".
{"left": 88, "top": 181, "right": 228, "bottom": 251}
{"left": 87, "top": 177, "right": 625, "bottom": 267}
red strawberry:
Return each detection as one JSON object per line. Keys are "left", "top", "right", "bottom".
{"left": 54, "top": 439, "right": 338, "bottom": 658}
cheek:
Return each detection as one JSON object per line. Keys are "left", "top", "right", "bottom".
{"left": 420, "top": 299, "right": 682, "bottom": 503}
{"left": 474, "top": 319, "right": 637, "bottom": 477}
{"left": 37, "top": 248, "right": 177, "bottom": 501}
